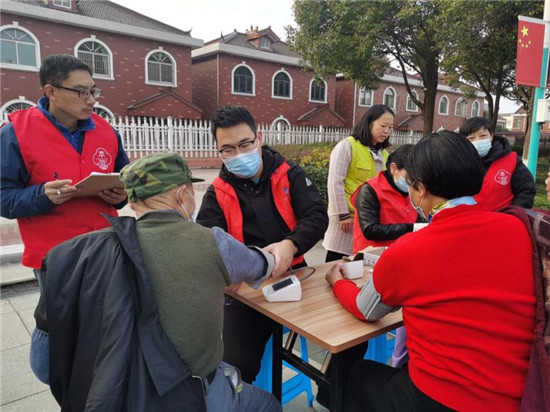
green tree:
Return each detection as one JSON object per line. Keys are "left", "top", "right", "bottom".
{"left": 288, "top": 0, "right": 444, "bottom": 135}
{"left": 437, "top": 0, "right": 543, "bottom": 131}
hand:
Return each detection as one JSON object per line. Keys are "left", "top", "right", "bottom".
{"left": 98, "top": 188, "right": 127, "bottom": 205}
{"left": 325, "top": 262, "right": 345, "bottom": 287}
{"left": 44, "top": 179, "right": 79, "bottom": 205}
{"left": 225, "top": 282, "right": 242, "bottom": 294}
{"left": 263, "top": 239, "right": 298, "bottom": 278}
{"left": 339, "top": 217, "right": 354, "bottom": 233}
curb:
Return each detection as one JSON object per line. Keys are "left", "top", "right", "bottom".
{"left": 0, "top": 244, "right": 23, "bottom": 265}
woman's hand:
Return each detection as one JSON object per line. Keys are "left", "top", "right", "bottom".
{"left": 325, "top": 262, "right": 345, "bottom": 287}
{"left": 339, "top": 217, "right": 354, "bottom": 233}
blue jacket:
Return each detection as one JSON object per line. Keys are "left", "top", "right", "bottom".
{"left": 0, "top": 97, "right": 129, "bottom": 219}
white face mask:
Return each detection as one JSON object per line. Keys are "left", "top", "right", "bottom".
{"left": 177, "top": 187, "right": 196, "bottom": 221}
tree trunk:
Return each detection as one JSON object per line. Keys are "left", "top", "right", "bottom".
{"left": 422, "top": 82, "right": 438, "bottom": 136}
{"left": 491, "top": 92, "right": 501, "bottom": 131}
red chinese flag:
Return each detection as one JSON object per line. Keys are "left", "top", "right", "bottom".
{"left": 516, "top": 16, "right": 546, "bottom": 87}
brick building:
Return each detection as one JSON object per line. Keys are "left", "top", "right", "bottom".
{"left": 0, "top": 0, "right": 203, "bottom": 120}
{"left": 191, "top": 26, "right": 345, "bottom": 128}
{"left": 336, "top": 68, "right": 486, "bottom": 132}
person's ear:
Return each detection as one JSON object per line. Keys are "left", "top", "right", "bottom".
{"left": 416, "top": 181, "right": 427, "bottom": 198}
{"left": 389, "top": 162, "right": 398, "bottom": 176}
{"left": 257, "top": 131, "right": 263, "bottom": 145}
{"left": 176, "top": 185, "right": 187, "bottom": 203}
{"left": 43, "top": 84, "right": 56, "bottom": 100}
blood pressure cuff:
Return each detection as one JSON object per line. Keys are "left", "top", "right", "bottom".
{"left": 356, "top": 279, "right": 399, "bottom": 321}
{"left": 245, "top": 246, "right": 276, "bottom": 290}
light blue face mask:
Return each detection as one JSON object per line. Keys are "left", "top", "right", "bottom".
{"left": 408, "top": 186, "right": 428, "bottom": 221}
{"left": 223, "top": 149, "right": 262, "bottom": 178}
{"left": 394, "top": 176, "right": 409, "bottom": 193}
{"left": 471, "top": 139, "right": 491, "bottom": 158}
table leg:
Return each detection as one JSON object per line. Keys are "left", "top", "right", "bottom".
{"left": 272, "top": 322, "right": 283, "bottom": 401}
{"left": 329, "top": 352, "right": 345, "bottom": 412}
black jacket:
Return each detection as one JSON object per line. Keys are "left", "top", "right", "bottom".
{"left": 483, "top": 136, "right": 536, "bottom": 208}
{"left": 34, "top": 215, "right": 206, "bottom": 412}
{"left": 355, "top": 170, "right": 422, "bottom": 241}
{"left": 197, "top": 146, "right": 328, "bottom": 257}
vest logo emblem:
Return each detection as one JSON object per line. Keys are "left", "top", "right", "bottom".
{"left": 494, "top": 169, "right": 511, "bottom": 186}
{"left": 93, "top": 147, "right": 113, "bottom": 170}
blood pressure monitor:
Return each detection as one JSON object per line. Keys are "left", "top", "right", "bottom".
{"left": 262, "top": 267, "right": 316, "bottom": 303}
{"left": 263, "top": 275, "right": 302, "bottom": 302}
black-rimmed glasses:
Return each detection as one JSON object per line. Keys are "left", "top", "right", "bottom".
{"left": 52, "top": 85, "right": 102, "bottom": 100}
{"left": 218, "top": 137, "right": 257, "bottom": 158}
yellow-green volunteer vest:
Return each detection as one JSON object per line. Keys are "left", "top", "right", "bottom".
{"left": 344, "top": 136, "right": 388, "bottom": 215}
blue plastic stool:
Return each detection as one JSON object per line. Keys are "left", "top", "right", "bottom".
{"left": 364, "top": 329, "right": 396, "bottom": 364}
{"left": 253, "top": 331, "right": 314, "bottom": 406}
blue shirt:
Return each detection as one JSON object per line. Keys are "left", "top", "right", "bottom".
{"left": 0, "top": 98, "right": 129, "bottom": 219}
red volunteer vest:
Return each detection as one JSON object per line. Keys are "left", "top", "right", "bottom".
{"left": 474, "top": 152, "right": 515, "bottom": 211}
{"left": 212, "top": 162, "right": 304, "bottom": 267}
{"left": 351, "top": 171, "right": 417, "bottom": 253}
{"left": 10, "top": 108, "right": 119, "bottom": 268}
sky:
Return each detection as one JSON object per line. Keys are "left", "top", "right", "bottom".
{"left": 110, "top": 0, "right": 295, "bottom": 43}
{"left": 109, "top": 0, "right": 520, "bottom": 114}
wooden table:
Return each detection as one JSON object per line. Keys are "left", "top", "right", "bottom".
{"left": 227, "top": 262, "right": 403, "bottom": 412}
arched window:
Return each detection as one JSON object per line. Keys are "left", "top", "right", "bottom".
{"left": 75, "top": 38, "right": 113, "bottom": 79}
{"left": 455, "top": 98, "right": 467, "bottom": 117}
{"left": 272, "top": 70, "right": 292, "bottom": 99}
{"left": 145, "top": 49, "right": 176, "bottom": 86}
{"left": 0, "top": 25, "right": 40, "bottom": 70}
{"left": 0, "top": 98, "right": 36, "bottom": 120}
{"left": 406, "top": 91, "right": 418, "bottom": 112}
{"left": 93, "top": 104, "right": 114, "bottom": 122}
{"left": 471, "top": 101, "right": 480, "bottom": 117}
{"left": 232, "top": 64, "right": 255, "bottom": 95}
{"left": 309, "top": 78, "right": 327, "bottom": 103}
{"left": 383, "top": 87, "right": 396, "bottom": 110}
{"left": 438, "top": 96, "right": 449, "bottom": 115}
{"left": 358, "top": 88, "right": 373, "bottom": 107}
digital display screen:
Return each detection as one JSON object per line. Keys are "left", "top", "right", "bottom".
{"left": 272, "top": 278, "right": 293, "bottom": 291}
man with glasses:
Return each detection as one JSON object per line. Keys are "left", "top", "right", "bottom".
{"left": 197, "top": 105, "right": 328, "bottom": 384}
{"left": 0, "top": 54, "right": 129, "bottom": 291}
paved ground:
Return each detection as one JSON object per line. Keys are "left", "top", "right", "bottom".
{"left": 0, "top": 168, "right": 329, "bottom": 411}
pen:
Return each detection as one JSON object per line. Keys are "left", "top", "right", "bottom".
{"left": 54, "top": 172, "right": 61, "bottom": 196}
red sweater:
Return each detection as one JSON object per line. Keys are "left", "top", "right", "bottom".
{"left": 333, "top": 205, "right": 535, "bottom": 411}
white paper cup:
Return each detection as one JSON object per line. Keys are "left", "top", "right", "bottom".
{"left": 342, "top": 260, "right": 364, "bottom": 279}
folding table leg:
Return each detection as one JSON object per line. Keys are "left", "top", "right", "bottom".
{"left": 329, "top": 352, "right": 345, "bottom": 412}
{"left": 272, "top": 322, "right": 283, "bottom": 401}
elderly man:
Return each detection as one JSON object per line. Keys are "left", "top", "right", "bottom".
{"left": 31, "top": 152, "right": 281, "bottom": 412}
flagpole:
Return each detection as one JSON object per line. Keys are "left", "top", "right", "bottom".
{"left": 527, "top": 0, "right": 550, "bottom": 178}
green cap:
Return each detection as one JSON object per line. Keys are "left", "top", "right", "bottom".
{"left": 120, "top": 152, "right": 204, "bottom": 202}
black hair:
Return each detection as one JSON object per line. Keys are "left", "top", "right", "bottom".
{"left": 351, "top": 104, "right": 394, "bottom": 149}
{"left": 39, "top": 54, "right": 93, "bottom": 88}
{"left": 386, "top": 144, "right": 414, "bottom": 170}
{"left": 210, "top": 105, "right": 256, "bottom": 142}
{"left": 458, "top": 117, "right": 494, "bottom": 137}
{"left": 407, "top": 130, "right": 484, "bottom": 199}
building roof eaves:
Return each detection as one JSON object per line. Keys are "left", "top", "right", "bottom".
{"left": 2, "top": 1, "right": 204, "bottom": 48}
{"left": 192, "top": 43, "right": 302, "bottom": 67}
{"left": 381, "top": 73, "right": 485, "bottom": 98}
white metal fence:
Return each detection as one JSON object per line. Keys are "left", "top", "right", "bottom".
{"left": 109, "top": 116, "right": 424, "bottom": 158}
{"left": 0, "top": 113, "right": 425, "bottom": 157}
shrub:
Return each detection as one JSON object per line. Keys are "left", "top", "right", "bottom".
{"left": 273, "top": 143, "right": 335, "bottom": 204}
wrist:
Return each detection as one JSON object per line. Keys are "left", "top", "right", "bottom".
{"left": 339, "top": 213, "right": 351, "bottom": 221}
{"left": 284, "top": 238, "right": 298, "bottom": 255}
